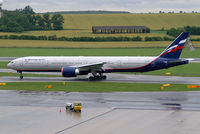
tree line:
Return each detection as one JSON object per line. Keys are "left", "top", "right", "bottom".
{"left": 0, "top": 6, "right": 64, "bottom": 32}
{"left": 8, "top": 34, "right": 200, "bottom": 42}
{"left": 0, "top": 34, "right": 178, "bottom": 42}
{"left": 167, "top": 26, "right": 200, "bottom": 37}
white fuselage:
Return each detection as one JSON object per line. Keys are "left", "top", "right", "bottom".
{"left": 8, "top": 56, "right": 156, "bottom": 72}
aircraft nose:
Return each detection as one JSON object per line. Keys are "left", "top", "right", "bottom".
{"left": 7, "top": 62, "right": 12, "bottom": 68}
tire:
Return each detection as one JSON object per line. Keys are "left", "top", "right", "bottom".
{"left": 102, "top": 75, "right": 107, "bottom": 80}
{"left": 20, "top": 76, "right": 23, "bottom": 79}
{"left": 89, "top": 76, "right": 95, "bottom": 81}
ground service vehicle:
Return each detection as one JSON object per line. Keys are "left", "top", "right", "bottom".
{"left": 65, "top": 102, "right": 82, "bottom": 112}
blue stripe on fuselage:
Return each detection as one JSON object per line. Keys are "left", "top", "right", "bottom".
{"left": 105, "top": 58, "right": 188, "bottom": 73}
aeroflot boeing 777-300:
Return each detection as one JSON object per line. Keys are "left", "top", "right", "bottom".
{"left": 8, "top": 32, "right": 189, "bottom": 80}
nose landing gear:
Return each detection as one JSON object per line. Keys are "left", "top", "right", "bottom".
{"left": 18, "top": 71, "right": 23, "bottom": 79}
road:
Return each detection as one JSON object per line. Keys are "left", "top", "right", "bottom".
{"left": 1, "top": 91, "right": 200, "bottom": 134}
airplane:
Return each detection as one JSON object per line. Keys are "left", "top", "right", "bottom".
{"left": 7, "top": 32, "right": 189, "bottom": 80}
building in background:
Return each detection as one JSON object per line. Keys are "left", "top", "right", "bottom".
{"left": 92, "top": 26, "right": 148, "bottom": 34}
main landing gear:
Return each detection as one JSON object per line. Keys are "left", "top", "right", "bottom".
{"left": 89, "top": 75, "right": 107, "bottom": 81}
{"left": 89, "top": 72, "right": 107, "bottom": 81}
{"left": 18, "top": 71, "right": 23, "bottom": 79}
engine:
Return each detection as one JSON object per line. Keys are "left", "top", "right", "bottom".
{"left": 62, "top": 67, "right": 80, "bottom": 77}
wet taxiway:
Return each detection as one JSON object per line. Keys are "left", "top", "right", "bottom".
{"left": 0, "top": 73, "right": 200, "bottom": 84}
{"left": 1, "top": 91, "right": 200, "bottom": 134}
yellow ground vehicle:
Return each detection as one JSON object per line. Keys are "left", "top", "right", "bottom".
{"left": 73, "top": 102, "right": 82, "bottom": 112}
{"left": 65, "top": 102, "right": 82, "bottom": 112}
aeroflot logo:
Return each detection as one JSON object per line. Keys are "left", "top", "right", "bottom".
{"left": 164, "top": 39, "right": 186, "bottom": 53}
{"left": 165, "top": 45, "right": 178, "bottom": 52}
{"left": 179, "top": 39, "right": 187, "bottom": 44}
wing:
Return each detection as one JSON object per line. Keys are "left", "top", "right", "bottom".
{"left": 76, "top": 62, "right": 106, "bottom": 72}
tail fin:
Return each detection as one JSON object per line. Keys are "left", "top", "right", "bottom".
{"left": 159, "top": 32, "right": 189, "bottom": 59}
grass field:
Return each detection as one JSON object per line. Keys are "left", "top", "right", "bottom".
{"left": 0, "top": 82, "right": 197, "bottom": 92}
{"left": 0, "top": 61, "right": 9, "bottom": 69}
{"left": 0, "top": 47, "right": 198, "bottom": 57}
{"left": 0, "top": 39, "right": 199, "bottom": 48}
{"left": 0, "top": 13, "right": 200, "bottom": 37}
{"left": 62, "top": 14, "right": 200, "bottom": 30}
{"left": 0, "top": 40, "right": 175, "bottom": 48}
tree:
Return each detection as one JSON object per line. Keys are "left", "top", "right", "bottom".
{"left": 167, "top": 27, "right": 185, "bottom": 37}
{"left": 0, "top": 15, "right": 9, "bottom": 25}
{"left": 146, "top": 27, "right": 150, "bottom": 33}
{"left": 27, "top": 14, "right": 37, "bottom": 29}
{"left": 36, "top": 15, "right": 45, "bottom": 29}
{"left": 15, "top": 15, "right": 32, "bottom": 30}
{"left": 6, "top": 20, "right": 24, "bottom": 32}
{"left": 0, "top": 6, "right": 64, "bottom": 32}
{"left": 21, "top": 6, "right": 35, "bottom": 14}
{"left": 43, "top": 13, "right": 51, "bottom": 30}
{"left": 51, "top": 14, "right": 64, "bottom": 30}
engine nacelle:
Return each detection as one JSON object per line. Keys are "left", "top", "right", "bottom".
{"left": 62, "top": 67, "right": 80, "bottom": 77}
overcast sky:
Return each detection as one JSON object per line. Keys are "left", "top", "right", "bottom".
{"left": 2, "top": 0, "right": 200, "bottom": 13}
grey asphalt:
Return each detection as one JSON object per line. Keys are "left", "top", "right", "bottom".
{"left": 1, "top": 91, "right": 200, "bottom": 134}
{"left": 0, "top": 73, "right": 200, "bottom": 84}
{"left": 188, "top": 58, "right": 200, "bottom": 63}
{"left": 0, "top": 68, "right": 61, "bottom": 75}
{"left": 1, "top": 90, "right": 200, "bottom": 110}
{"left": 0, "top": 57, "right": 17, "bottom": 61}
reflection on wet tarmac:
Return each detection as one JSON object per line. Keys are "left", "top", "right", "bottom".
{"left": 1, "top": 90, "right": 200, "bottom": 110}
{"left": 65, "top": 110, "right": 82, "bottom": 120}
{"left": 162, "top": 103, "right": 182, "bottom": 110}
{"left": 1, "top": 91, "right": 200, "bottom": 134}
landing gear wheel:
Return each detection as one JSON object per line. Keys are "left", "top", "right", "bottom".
{"left": 18, "top": 71, "right": 23, "bottom": 80}
{"left": 89, "top": 76, "right": 95, "bottom": 81}
{"left": 102, "top": 75, "right": 107, "bottom": 80}
{"left": 96, "top": 76, "right": 101, "bottom": 80}
{"left": 20, "top": 75, "right": 23, "bottom": 80}
{"left": 89, "top": 75, "right": 107, "bottom": 81}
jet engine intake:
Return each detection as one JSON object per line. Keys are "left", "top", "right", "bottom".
{"left": 62, "top": 67, "right": 80, "bottom": 77}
